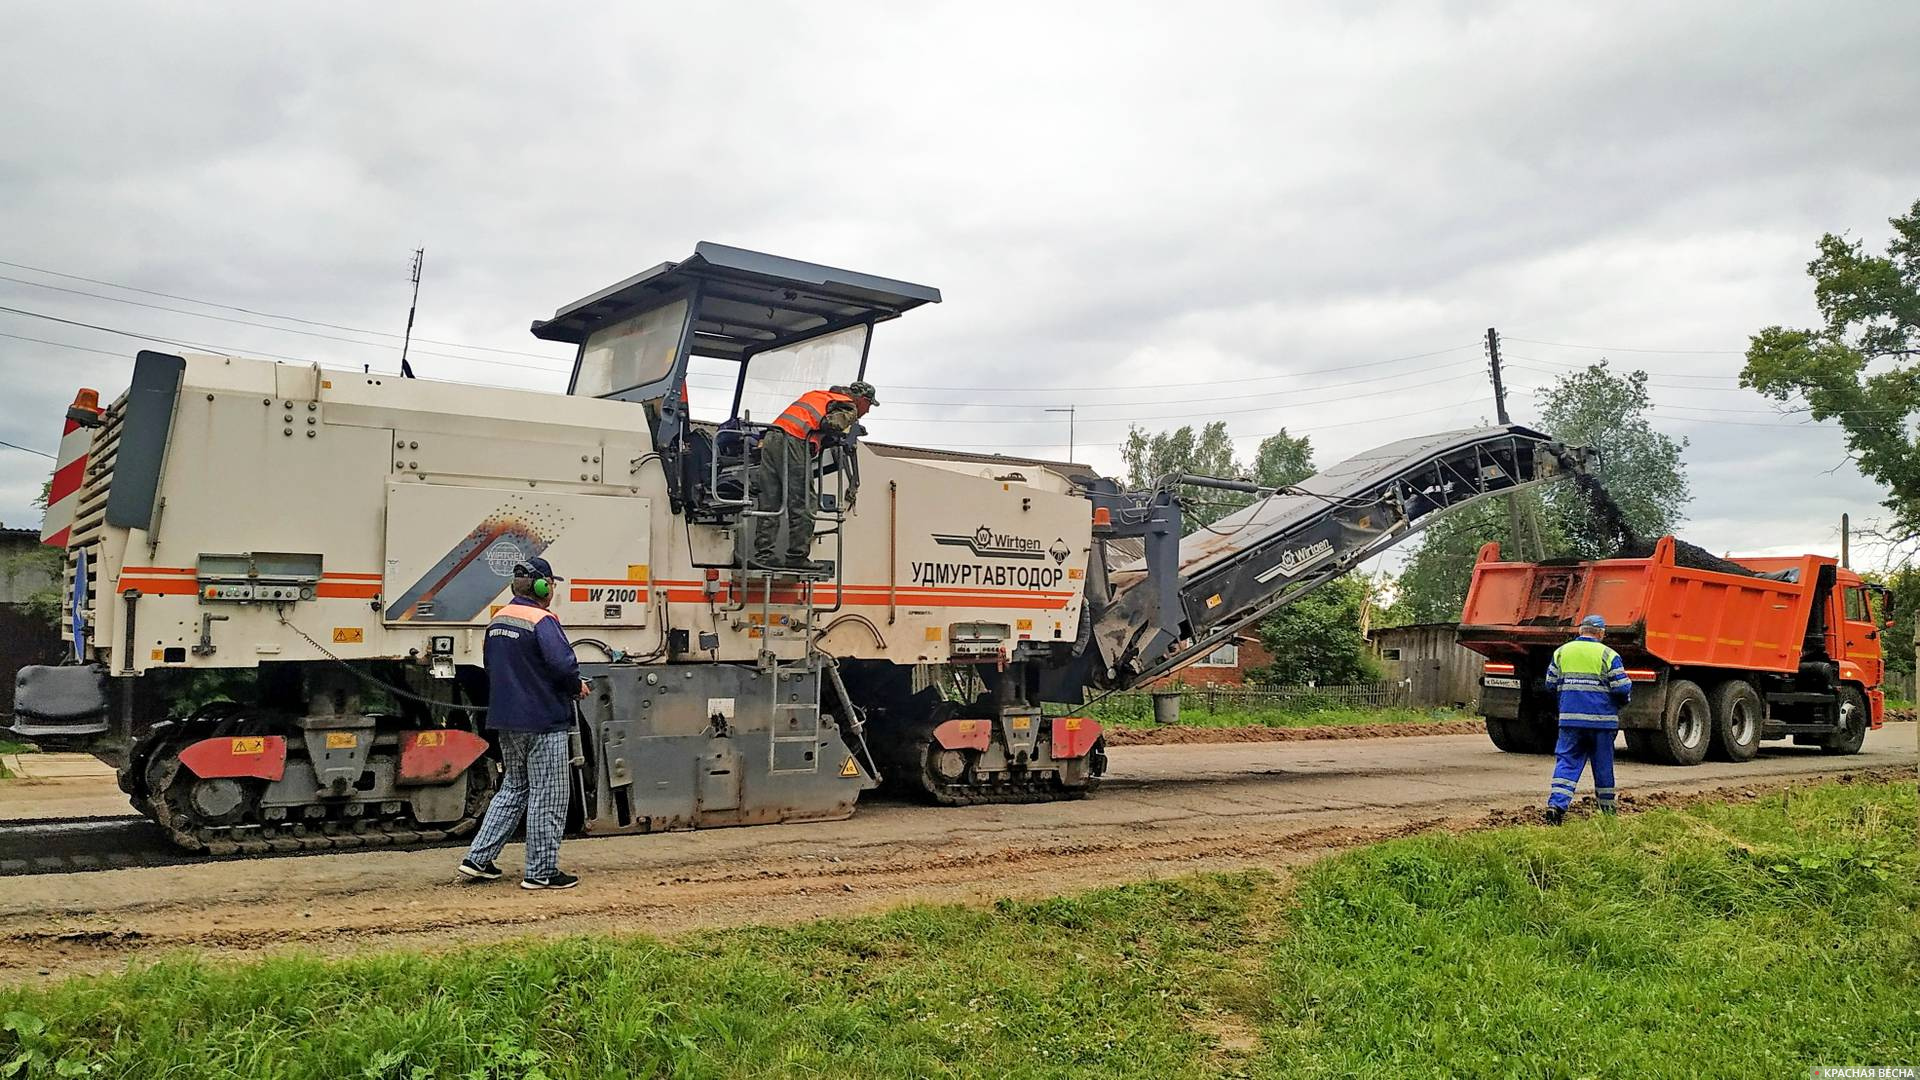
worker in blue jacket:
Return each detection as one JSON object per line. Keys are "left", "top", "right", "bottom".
{"left": 1541, "top": 613, "right": 1632, "bottom": 824}
{"left": 459, "top": 556, "right": 590, "bottom": 889}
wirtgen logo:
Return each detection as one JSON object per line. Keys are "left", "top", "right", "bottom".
{"left": 1254, "top": 538, "right": 1336, "bottom": 583}
{"left": 934, "top": 525, "right": 1048, "bottom": 561}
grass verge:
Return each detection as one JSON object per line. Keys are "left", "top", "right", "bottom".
{"left": 3, "top": 780, "right": 1914, "bottom": 1078}
{"left": 1083, "top": 702, "right": 1471, "bottom": 730}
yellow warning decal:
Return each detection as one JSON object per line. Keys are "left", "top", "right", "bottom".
{"left": 839, "top": 756, "right": 859, "bottom": 778}
{"left": 415, "top": 731, "right": 447, "bottom": 747}
{"left": 925, "top": 626, "right": 943, "bottom": 641}
{"left": 1206, "top": 594, "right": 1223, "bottom": 609}
{"left": 1068, "top": 567, "right": 1085, "bottom": 580}
{"left": 332, "top": 627, "right": 364, "bottom": 643}
{"left": 231, "top": 737, "right": 264, "bottom": 755}
{"left": 151, "top": 649, "right": 165, "bottom": 661}
{"left": 628, "top": 563, "right": 650, "bottom": 582}
{"left": 1013, "top": 716, "right": 1031, "bottom": 730}
{"left": 957, "top": 720, "right": 978, "bottom": 734}
{"left": 1017, "top": 618, "right": 1033, "bottom": 630}
{"left": 325, "top": 732, "right": 357, "bottom": 749}
{"left": 1064, "top": 717, "right": 1083, "bottom": 731}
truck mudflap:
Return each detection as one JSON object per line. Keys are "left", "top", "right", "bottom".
{"left": 8, "top": 664, "right": 111, "bottom": 739}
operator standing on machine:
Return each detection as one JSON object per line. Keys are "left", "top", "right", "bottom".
{"left": 1542, "top": 613, "right": 1633, "bottom": 825}
{"left": 754, "top": 380, "right": 875, "bottom": 573}
{"left": 459, "top": 556, "right": 590, "bottom": 890}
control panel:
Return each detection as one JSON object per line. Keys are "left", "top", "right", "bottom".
{"left": 196, "top": 551, "right": 324, "bottom": 604}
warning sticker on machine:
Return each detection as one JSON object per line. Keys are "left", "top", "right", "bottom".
{"left": 325, "top": 732, "right": 358, "bottom": 749}
{"left": 839, "top": 756, "right": 859, "bottom": 777}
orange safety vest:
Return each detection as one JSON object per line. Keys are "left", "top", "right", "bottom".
{"left": 770, "top": 389, "right": 856, "bottom": 444}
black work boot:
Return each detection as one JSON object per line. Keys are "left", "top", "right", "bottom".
{"left": 1542, "top": 807, "right": 1566, "bottom": 826}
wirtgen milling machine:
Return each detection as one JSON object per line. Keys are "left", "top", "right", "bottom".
{"left": 14, "top": 245, "right": 1585, "bottom": 854}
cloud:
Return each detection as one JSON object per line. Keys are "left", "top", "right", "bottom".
{"left": 1, "top": 0, "right": 1917, "bottom": 570}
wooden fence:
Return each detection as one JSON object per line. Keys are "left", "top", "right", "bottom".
{"left": 1882, "top": 669, "right": 1914, "bottom": 704}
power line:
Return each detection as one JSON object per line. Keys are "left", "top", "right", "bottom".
{"left": 0, "top": 304, "right": 565, "bottom": 377}
{"left": 776, "top": 368, "right": 1492, "bottom": 424}
{"left": 0, "top": 274, "right": 570, "bottom": 374}
{"left": 0, "top": 329, "right": 125, "bottom": 359}
{"left": 1505, "top": 336, "right": 1746, "bottom": 356}
{"left": 0, "top": 439, "right": 54, "bottom": 459}
{"left": 895, "top": 396, "right": 1492, "bottom": 451}
{"left": 0, "top": 256, "right": 566, "bottom": 360}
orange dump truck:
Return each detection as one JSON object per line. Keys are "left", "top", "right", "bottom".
{"left": 1456, "top": 536, "right": 1886, "bottom": 764}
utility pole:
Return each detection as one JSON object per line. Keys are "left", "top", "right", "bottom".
{"left": 399, "top": 247, "right": 424, "bottom": 379}
{"left": 1046, "top": 405, "right": 1076, "bottom": 461}
{"left": 1486, "top": 326, "right": 1512, "bottom": 425}
{"left": 1840, "top": 512, "right": 1850, "bottom": 568}
{"left": 1486, "top": 326, "right": 1542, "bottom": 560}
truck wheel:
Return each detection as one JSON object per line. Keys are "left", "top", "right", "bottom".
{"left": 1707, "top": 680, "right": 1763, "bottom": 762}
{"left": 1486, "top": 716, "right": 1555, "bottom": 754}
{"left": 1644, "top": 679, "right": 1711, "bottom": 765}
{"left": 1820, "top": 686, "right": 1869, "bottom": 756}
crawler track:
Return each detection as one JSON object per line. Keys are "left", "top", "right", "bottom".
{"left": 0, "top": 815, "right": 470, "bottom": 877}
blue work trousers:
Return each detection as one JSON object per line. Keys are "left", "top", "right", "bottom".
{"left": 1548, "top": 727, "right": 1617, "bottom": 812}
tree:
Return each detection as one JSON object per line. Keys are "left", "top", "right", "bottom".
{"left": 1536, "top": 361, "right": 1690, "bottom": 558}
{"left": 1388, "top": 362, "right": 1690, "bottom": 621}
{"left": 1742, "top": 198, "right": 1920, "bottom": 535}
{"left": 1384, "top": 497, "right": 1560, "bottom": 625}
{"left": 7, "top": 480, "right": 63, "bottom": 630}
{"left": 1251, "top": 575, "right": 1383, "bottom": 686}
{"left": 1121, "top": 423, "right": 1314, "bottom": 529}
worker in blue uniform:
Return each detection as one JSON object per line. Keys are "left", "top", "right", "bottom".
{"left": 459, "top": 556, "right": 591, "bottom": 889}
{"left": 1542, "top": 613, "right": 1633, "bottom": 824}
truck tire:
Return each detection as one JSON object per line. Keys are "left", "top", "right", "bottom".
{"left": 1707, "top": 680, "right": 1763, "bottom": 762}
{"left": 1820, "top": 686, "right": 1869, "bottom": 756}
{"left": 1643, "top": 679, "right": 1711, "bottom": 765}
{"left": 1485, "top": 716, "right": 1556, "bottom": 754}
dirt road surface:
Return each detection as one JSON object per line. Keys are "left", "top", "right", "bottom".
{"left": 1, "top": 725, "right": 1912, "bottom": 981}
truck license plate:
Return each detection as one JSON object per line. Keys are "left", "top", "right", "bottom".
{"left": 1482, "top": 677, "right": 1521, "bottom": 689}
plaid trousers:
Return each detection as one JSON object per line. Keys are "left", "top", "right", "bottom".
{"left": 466, "top": 728, "right": 571, "bottom": 878}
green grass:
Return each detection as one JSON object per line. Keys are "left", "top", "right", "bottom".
{"left": 1082, "top": 701, "right": 1472, "bottom": 730}
{"left": 0, "top": 740, "right": 40, "bottom": 780}
{"left": 2, "top": 782, "right": 1914, "bottom": 1078}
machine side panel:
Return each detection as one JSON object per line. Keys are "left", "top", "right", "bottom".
{"left": 382, "top": 482, "right": 653, "bottom": 628}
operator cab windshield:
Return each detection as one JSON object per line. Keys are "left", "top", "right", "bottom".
{"left": 572, "top": 299, "right": 689, "bottom": 400}
{"left": 733, "top": 324, "right": 870, "bottom": 422}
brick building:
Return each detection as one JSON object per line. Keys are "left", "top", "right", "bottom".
{"left": 1144, "top": 633, "right": 1274, "bottom": 687}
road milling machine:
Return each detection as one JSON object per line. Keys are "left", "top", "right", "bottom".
{"left": 14, "top": 244, "right": 1588, "bottom": 854}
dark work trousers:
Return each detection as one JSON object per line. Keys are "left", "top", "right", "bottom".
{"left": 1548, "top": 726, "right": 1617, "bottom": 812}
{"left": 754, "top": 428, "right": 814, "bottom": 567}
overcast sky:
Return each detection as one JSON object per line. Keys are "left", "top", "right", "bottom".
{"left": 3, "top": 2, "right": 1916, "bottom": 570}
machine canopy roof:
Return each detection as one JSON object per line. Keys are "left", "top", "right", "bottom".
{"left": 529, "top": 242, "right": 942, "bottom": 361}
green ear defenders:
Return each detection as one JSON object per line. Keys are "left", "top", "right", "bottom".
{"left": 514, "top": 564, "right": 552, "bottom": 600}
